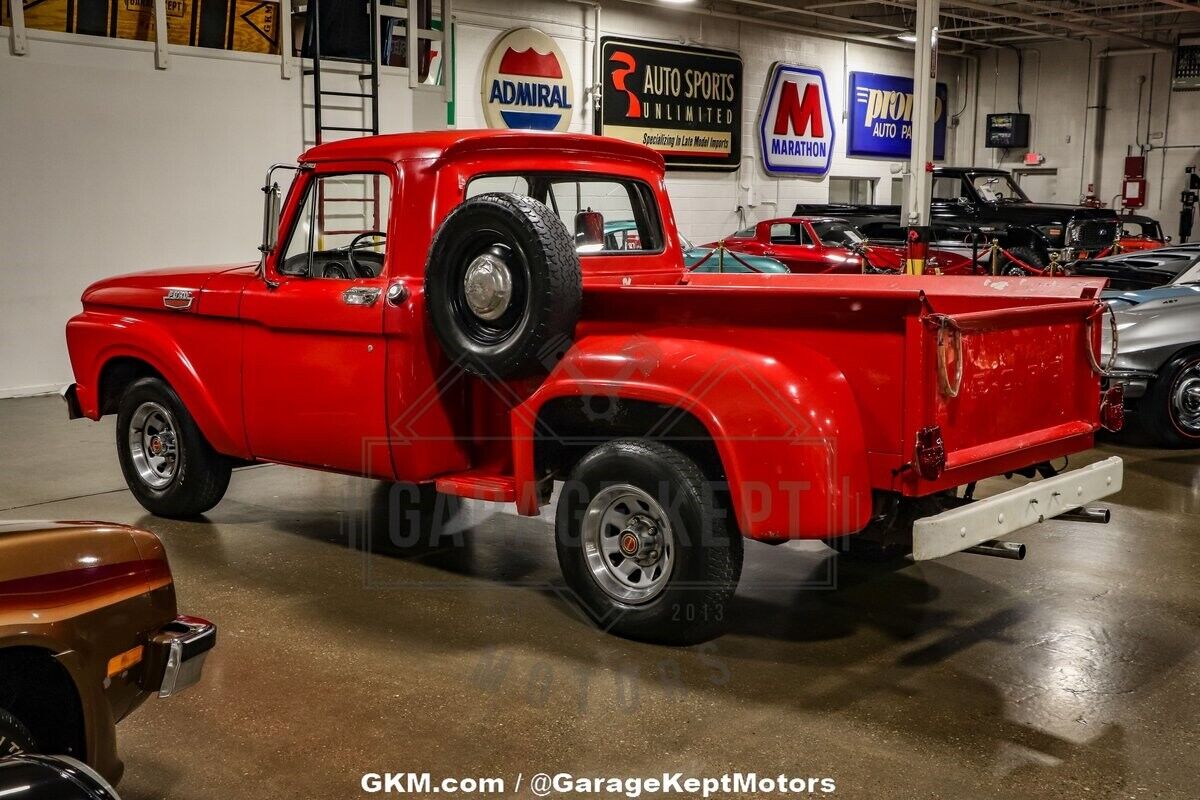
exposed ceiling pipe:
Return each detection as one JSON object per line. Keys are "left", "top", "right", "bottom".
{"left": 866, "top": 0, "right": 1070, "bottom": 40}
{"left": 613, "top": 0, "right": 979, "bottom": 54}
{"left": 940, "top": 0, "right": 1171, "bottom": 50}
{"left": 723, "top": 0, "right": 992, "bottom": 47}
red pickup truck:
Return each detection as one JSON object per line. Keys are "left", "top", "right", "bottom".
{"left": 65, "top": 130, "right": 1124, "bottom": 643}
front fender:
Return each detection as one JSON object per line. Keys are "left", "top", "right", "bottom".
{"left": 66, "top": 309, "right": 249, "bottom": 458}
{"left": 513, "top": 335, "right": 873, "bottom": 539}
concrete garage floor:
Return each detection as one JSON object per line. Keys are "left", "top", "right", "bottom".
{"left": 2, "top": 394, "right": 1198, "bottom": 799}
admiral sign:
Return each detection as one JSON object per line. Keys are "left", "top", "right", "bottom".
{"left": 848, "top": 72, "right": 949, "bottom": 160}
{"left": 758, "top": 63, "right": 835, "bottom": 177}
{"left": 597, "top": 37, "right": 742, "bottom": 171}
{"left": 481, "top": 28, "right": 574, "bottom": 132}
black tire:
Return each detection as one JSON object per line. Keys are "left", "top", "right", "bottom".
{"left": 425, "top": 192, "right": 582, "bottom": 379}
{"left": 1142, "top": 350, "right": 1200, "bottom": 448}
{"left": 555, "top": 439, "right": 743, "bottom": 645}
{"left": 116, "top": 377, "right": 232, "bottom": 518}
{"left": 0, "top": 707, "right": 36, "bottom": 758}
{"left": 998, "top": 245, "right": 1045, "bottom": 276}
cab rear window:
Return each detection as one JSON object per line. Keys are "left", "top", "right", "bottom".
{"left": 467, "top": 174, "right": 664, "bottom": 255}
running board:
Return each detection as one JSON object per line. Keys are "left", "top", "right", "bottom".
{"left": 435, "top": 472, "right": 516, "bottom": 503}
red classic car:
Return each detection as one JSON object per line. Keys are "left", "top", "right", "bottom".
{"left": 706, "top": 217, "right": 978, "bottom": 275}
{"left": 65, "top": 130, "right": 1123, "bottom": 644}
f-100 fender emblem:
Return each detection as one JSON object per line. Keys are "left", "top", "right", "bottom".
{"left": 163, "top": 289, "right": 194, "bottom": 310}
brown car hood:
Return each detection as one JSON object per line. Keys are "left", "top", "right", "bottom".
{"left": 0, "top": 521, "right": 171, "bottom": 627}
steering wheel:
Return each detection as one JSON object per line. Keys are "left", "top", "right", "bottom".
{"left": 347, "top": 231, "right": 387, "bottom": 278}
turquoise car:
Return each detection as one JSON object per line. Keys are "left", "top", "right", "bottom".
{"left": 603, "top": 221, "right": 788, "bottom": 273}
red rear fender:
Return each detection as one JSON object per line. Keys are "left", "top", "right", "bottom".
{"left": 514, "top": 336, "right": 873, "bottom": 540}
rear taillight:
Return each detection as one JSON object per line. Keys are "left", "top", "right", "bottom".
{"left": 1101, "top": 384, "right": 1125, "bottom": 432}
{"left": 915, "top": 425, "right": 946, "bottom": 480}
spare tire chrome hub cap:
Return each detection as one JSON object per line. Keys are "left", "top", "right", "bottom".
{"left": 463, "top": 252, "right": 512, "bottom": 321}
{"left": 582, "top": 485, "right": 674, "bottom": 604}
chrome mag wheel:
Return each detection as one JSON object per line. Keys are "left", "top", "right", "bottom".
{"left": 128, "top": 401, "right": 179, "bottom": 489}
{"left": 1171, "top": 362, "right": 1200, "bottom": 435}
{"left": 581, "top": 484, "right": 674, "bottom": 604}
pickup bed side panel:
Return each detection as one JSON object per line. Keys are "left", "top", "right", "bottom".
{"left": 515, "top": 336, "right": 874, "bottom": 540}
{"left": 65, "top": 309, "right": 250, "bottom": 459}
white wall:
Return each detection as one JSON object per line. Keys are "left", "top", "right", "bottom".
{"left": 0, "top": 2, "right": 968, "bottom": 396}
{"left": 453, "top": 1, "right": 966, "bottom": 245}
{"left": 969, "top": 40, "right": 1200, "bottom": 241}
{"left": 0, "top": 35, "right": 414, "bottom": 396}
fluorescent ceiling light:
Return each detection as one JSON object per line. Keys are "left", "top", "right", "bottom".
{"left": 897, "top": 32, "right": 918, "bottom": 43}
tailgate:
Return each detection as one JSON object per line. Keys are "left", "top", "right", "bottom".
{"left": 903, "top": 282, "right": 1107, "bottom": 493}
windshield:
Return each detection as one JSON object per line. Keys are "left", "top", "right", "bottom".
{"left": 971, "top": 174, "right": 1028, "bottom": 204}
{"left": 810, "top": 221, "right": 865, "bottom": 247}
{"left": 1176, "top": 260, "right": 1200, "bottom": 285}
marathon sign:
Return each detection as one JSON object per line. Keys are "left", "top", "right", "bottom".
{"left": 597, "top": 37, "right": 742, "bottom": 171}
{"left": 758, "top": 63, "right": 835, "bottom": 177}
{"left": 481, "top": 28, "right": 574, "bottom": 132}
{"left": 848, "top": 71, "right": 948, "bottom": 160}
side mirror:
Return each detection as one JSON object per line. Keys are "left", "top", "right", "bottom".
{"left": 260, "top": 181, "right": 282, "bottom": 254}
{"left": 575, "top": 208, "right": 605, "bottom": 252}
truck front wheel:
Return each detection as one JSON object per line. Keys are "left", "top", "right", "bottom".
{"left": 998, "top": 245, "right": 1045, "bottom": 276}
{"left": 116, "top": 377, "right": 231, "bottom": 518}
{"left": 555, "top": 439, "right": 743, "bottom": 644}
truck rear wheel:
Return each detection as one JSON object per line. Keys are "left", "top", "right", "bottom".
{"left": 116, "top": 377, "right": 231, "bottom": 518}
{"left": 555, "top": 439, "right": 743, "bottom": 645}
{"left": 425, "top": 192, "right": 582, "bottom": 379}
{"left": 1143, "top": 351, "right": 1200, "bottom": 448}
{"left": 0, "top": 708, "right": 36, "bottom": 757}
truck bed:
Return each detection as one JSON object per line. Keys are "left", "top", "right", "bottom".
{"left": 582, "top": 271, "right": 1107, "bottom": 495}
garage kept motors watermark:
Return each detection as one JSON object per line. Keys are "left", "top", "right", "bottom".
{"left": 848, "top": 71, "right": 948, "bottom": 160}
{"left": 758, "top": 62, "right": 835, "bottom": 177}
{"left": 597, "top": 37, "right": 742, "bottom": 171}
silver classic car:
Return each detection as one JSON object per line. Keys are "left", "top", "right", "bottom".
{"left": 1094, "top": 245, "right": 1200, "bottom": 446}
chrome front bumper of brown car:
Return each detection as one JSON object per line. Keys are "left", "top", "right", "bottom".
{"left": 142, "top": 616, "right": 216, "bottom": 699}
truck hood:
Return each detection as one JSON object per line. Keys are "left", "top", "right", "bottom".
{"left": 81, "top": 262, "right": 258, "bottom": 311}
{"left": 984, "top": 202, "right": 1118, "bottom": 226}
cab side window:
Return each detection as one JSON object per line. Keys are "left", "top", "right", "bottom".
{"left": 280, "top": 173, "right": 391, "bottom": 279}
{"left": 769, "top": 223, "right": 804, "bottom": 244}
{"left": 932, "top": 177, "right": 965, "bottom": 202}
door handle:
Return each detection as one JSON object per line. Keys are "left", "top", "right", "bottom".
{"left": 342, "top": 287, "right": 381, "bottom": 306}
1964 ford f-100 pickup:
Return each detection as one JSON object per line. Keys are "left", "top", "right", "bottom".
{"left": 65, "top": 130, "right": 1124, "bottom": 642}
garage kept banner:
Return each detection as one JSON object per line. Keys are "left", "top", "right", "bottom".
{"left": 848, "top": 72, "right": 949, "bottom": 160}
{"left": 597, "top": 37, "right": 742, "bottom": 171}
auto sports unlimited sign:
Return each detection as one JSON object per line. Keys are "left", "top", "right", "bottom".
{"left": 758, "top": 63, "right": 835, "bottom": 176}
{"left": 481, "top": 28, "right": 574, "bottom": 131}
{"left": 848, "top": 72, "right": 949, "bottom": 160}
{"left": 597, "top": 37, "right": 742, "bottom": 171}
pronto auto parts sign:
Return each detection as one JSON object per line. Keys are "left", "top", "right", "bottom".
{"left": 481, "top": 28, "right": 574, "bottom": 132}
{"left": 758, "top": 63, "right": 835, "bottom": 177}
{"left": 598, "top": 37, "right": 742, "bottom": 171}
{"left": 848, "top": 72, "right": 948, "bottom": 160}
